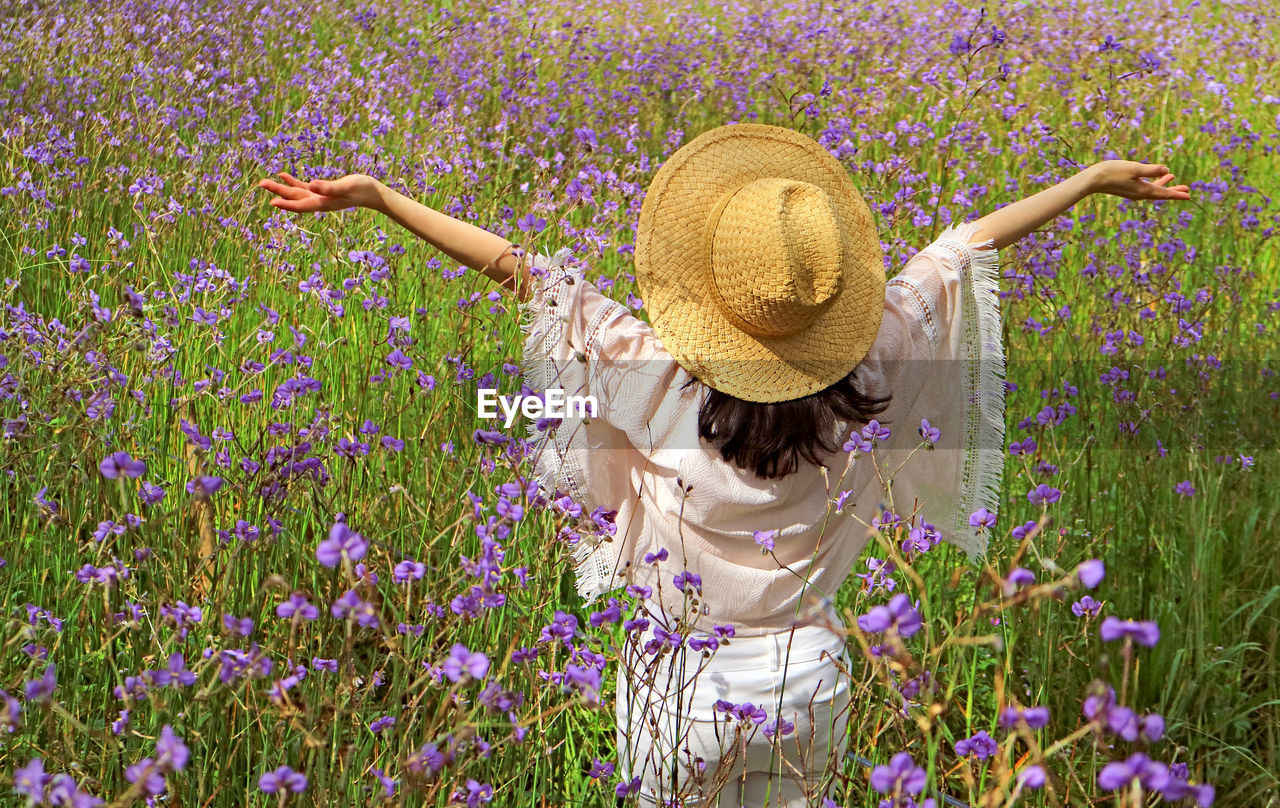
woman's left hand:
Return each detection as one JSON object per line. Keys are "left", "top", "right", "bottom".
{"left": 1085, "top": 161, "right": 1191, "bottom": 202}
{"left": 256, "top": 172, "right": 382, "bottom": 213}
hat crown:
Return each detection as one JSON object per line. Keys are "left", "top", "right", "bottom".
{"left": 708, "top": 177, "right": 846, "bottom": 338}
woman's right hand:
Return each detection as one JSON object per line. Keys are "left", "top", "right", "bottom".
{"left": 1085, "top": 160, "right": 1191, "bottom": 201}
{"left": 256, "top": 172, "right": 383, "bottom": 213}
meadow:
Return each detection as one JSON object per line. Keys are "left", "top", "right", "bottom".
{"left": 0, "top": 0, "right": 1278, "bottom": 805}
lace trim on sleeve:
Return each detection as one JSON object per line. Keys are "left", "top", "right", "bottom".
{"left": 928, "top": 222, "right": 1007, "bottom": 564}
{"left": 583, "top": 292, "right": 628, "bottom": 364}
{"left": 518, "top": 246, "right": 592, "bottom": 508}
{"left": 887, "top": 275, "right": 941, "bottom": 350}
{"left": 518, "top": 247, "right": 627, "bottom": 604}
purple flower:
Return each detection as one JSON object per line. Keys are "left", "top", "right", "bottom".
{"left": 1009, "top": 437, "right": 1038, "bottom": 456}
{"left": 1082, "top": 684, "right": 1119, "bottom": 722}
{"left": 316, "top": 522, "right": 368, "bottom": 567}
{"left": 259, "top": 766, "right": 308, "bottom": 794}
{"left": 730, "top": 702, "right": 768, "bottom": 724}
{"left": 99, "top": 451, "right": 146, "bottom": 480}
{"left": 12, "top": 757, "right": 48, "bottom": 801}
{"left": 162, "top": 653, "right": 196, "bottom": 688}
{"left": 539, "top": 610, "right": 578, "bottom": 644}
{"left": 589, "top": 598, "right": 624, "bottom": 628}
{"left": 330, "top": 591, "right": 379, "bottom": 627}
{"left": 833, "top": 489, "right": 853, "bottom": 512}
{"left": 47, "top": 772, "right": 104, "bottom": 807}
{"left": 186, "top": 475, "right": 223, "bottom": 498}
{"left": 1035, "top": 405, "right": 1057, "bottom": 427}
{"left": 1162, "top": 770, "right": 1214, "bottom": 806}
{"left": 968, "top": 507, "right": 997, "bottom": 528}
{"left": 615, "top": 776, "right": 641, "bottom": 798}
{"left": 369, "top": 715, "right": 396, "bottom": 734}
{"left": 753, "top": 529, "right": 777, "bottom": 553}
{"left": 651, "top": 625, "right": 682, "bottom": 651}
{"left": 1000, "top": 566, "right": 1035, "bottom": 596}
{"left": 999, "top": 705, "right": 1050, "bottom": 730}
{"left": 1076, "top": 559, "right": 1105, "bottom": 589}
{"left": 222, "top": 613, "right": 253, "bottom": 637}
{"left": 456, "top": 779, "right": 494, "bottom": 808}
{"left": 472, "top": 429, "right": 508, "bottom": 446}
{"left": 856, "top": 593, "right": 922, "bottom": 641}
{"left": 1174, "top": 480, "right": 1196, "bottom": 497}
{"left": 1100, "top": 616, "right": 1160, "bottom": 647}
{"left": 687, "top": 634, "right": 719, "bottom": 653}
{"left": 385, "top": 349, "right": 413, "bottom": 371}
{"left": 218, "top": 645, "right": 274, "bottom": 685}
{"left": 34, "top": 486, "right": 60, "bottom": 515}
{"left": 902, "top": 523, "right": 938, "bottom": 555}
{"left": 1097, "top": 753, "right": 1170, "bottom": 792}
{"left": 918, "top": 418, "right": 941, "bottom": 444}
{"left": 155, "top": 725, "right": 189, "bottom": 772}
{"left": 139, "top": 481, "right": 165, "bottom": 506}
{"left": 642, "top": 548, "right": 667, "bottom": 565}
{"left": 24, "top": 664, "right": 56, "bottom": 703}
{"left": 855, "top": 556, "right": 897, "bottom": 594}
{"left": 1072, "top": 595, "right": 1103, "bottom": 618}
{"left": 672, "top": 571, "right": 702, "bottom": 593}
{"left": 870, "top": 751, "right": 926, "bottom": 795}
{"left": 276, "top": 594, "right": 318, "bottom": 620}
{"left": 393, "top": 560, "right": 426, "bottom": 583}
{"left": 554, "top": 495, "right": 583, "bottom": 518}
{"left": 443, "top": 644, "right": 490, "bottom": 682}
{"left": 516, "top": 213, "right": 546, "bottom": 234}
{"left": 124, "top": 758, "right": 165, "bottom": 797}
{"left": 954, "top": 730, "right": 997, "bottom": 760}
{"left": 1026, "top": 484, "right": 1062, "bottom": 506}
{"left": 861, "top": 419, "right": 891, "bottom": 443}
{"left": 1016, "top": 765, "right": 1047, "bottom": 789}
{"left": 312, "top": 657, "right": 338, "bottom": 673}
{"left": 564, "top": 663, "right": 603, "bottom": 703}
{"left": 1141, "top": 712, "right": 1165, "bottom": 742}
{"left": 1, "top": 688, "right": 22, "bottom": 732}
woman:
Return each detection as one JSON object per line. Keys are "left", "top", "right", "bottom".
{"left": 259, "top": 123, "right": 1189, "bottom": 807}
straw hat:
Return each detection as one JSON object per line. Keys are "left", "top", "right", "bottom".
{"left": 634, "top": 123, "right": 885, "bottom": 403}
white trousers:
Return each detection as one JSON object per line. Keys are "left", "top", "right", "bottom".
{"left": 615, "top": 622, "right": 851, "bottom": 807}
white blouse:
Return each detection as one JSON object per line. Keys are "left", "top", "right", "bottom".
{"left": 518, "top": 221, "right": 1006, "bottom": 638}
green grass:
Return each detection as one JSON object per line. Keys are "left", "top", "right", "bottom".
{"left": 0, "top": 0, "right": 1278, "bottom": 805}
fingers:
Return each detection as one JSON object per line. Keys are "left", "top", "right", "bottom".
{"left": 269, "top": 197, "right": 320, "bottom": 213}
{"left": 1140, "top": 163, "right": 1171, "bottom": 178}
{"left": 277, "top": 171, "right": 310, "bottom": 189}
{"left": 256, "top": 178, "right": 323, "bottom": 212}
{"left": 257, "top": 179, "right": 296, "bottom": 197}
{"left": 1151, "top": 183, "right": 1191, "bottom": 201}
{"left": 257, "top": 179, "right": 310, "bottom": 202}
{"left": 1153, "top": 175, "right": 1191, "bottom": 199}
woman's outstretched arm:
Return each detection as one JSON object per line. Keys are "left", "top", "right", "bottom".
{"left": 968, "top": 161, "right": 1191, "bottom": 249}
{"left": 256, "top": 172, "right": 532, "bottom": 300}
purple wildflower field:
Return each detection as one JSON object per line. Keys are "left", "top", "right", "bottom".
{"left": 1, "top": 0, "right": 1278, "bottom": 805}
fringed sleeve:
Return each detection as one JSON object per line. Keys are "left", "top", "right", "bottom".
{"left": 518, "top": 247, "right": 680, "bottom": 604}
{"left": 861, "top": 221, "right": 1007, "bottom": 563}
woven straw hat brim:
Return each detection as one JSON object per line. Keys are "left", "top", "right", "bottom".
{"left": 635, "top": 123, "right": 886, "bottom": 403}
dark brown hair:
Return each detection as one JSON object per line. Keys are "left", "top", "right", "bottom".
{"left": 683, "top": 367, "right": 892, "bottom": 480}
